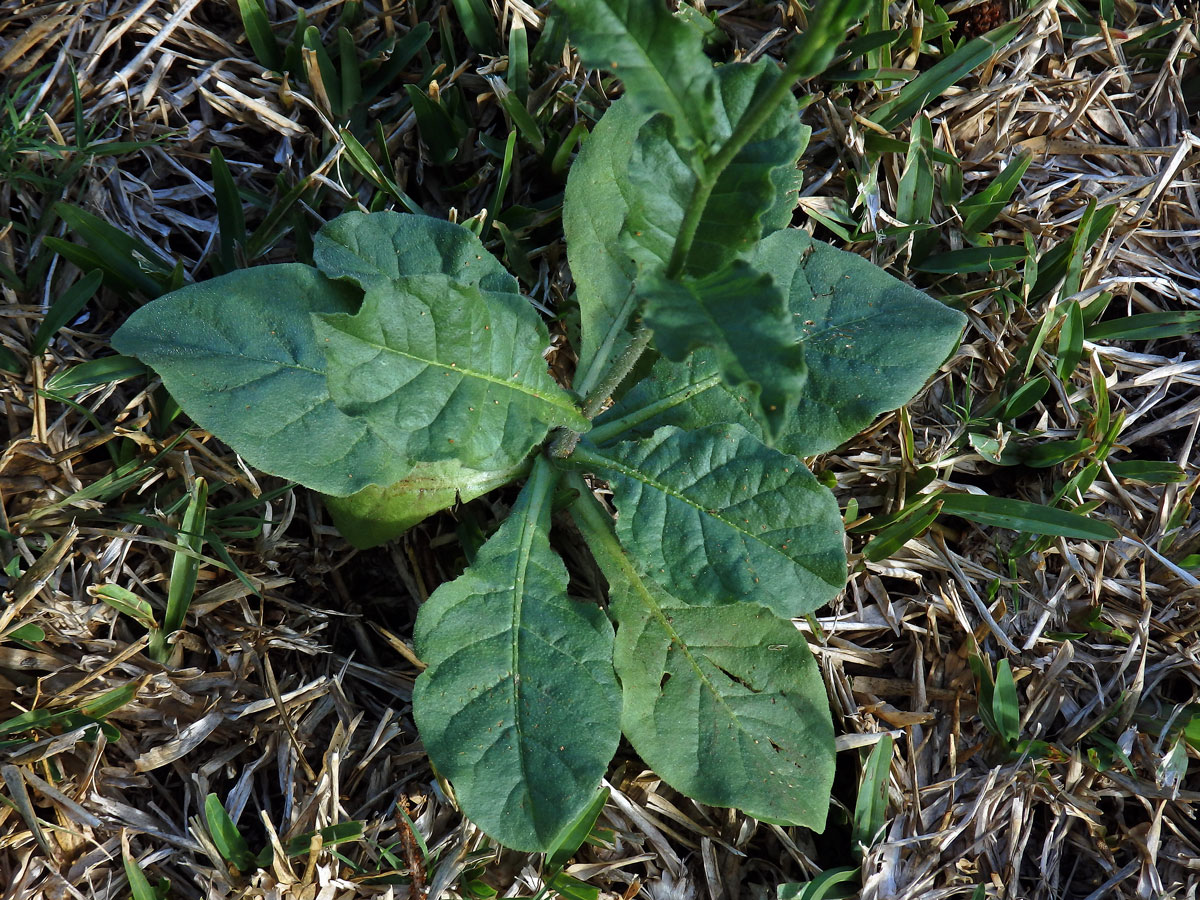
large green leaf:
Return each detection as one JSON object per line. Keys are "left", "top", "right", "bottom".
{"left": 571, "top": 425, "right": 845, "bottom": 619}
{"left": 622, "top": 60, "right": 807, "bottom": 278}
{"left": 570, "top": 491, "right": 833, "bottom": 829}
{"left": 314, "top": 277, "right": 588, "bottom": 472}
{"left": 597, "top": 231, "right": 966, "bottom": 456}
{"left": 313, "top": 210, "right": 518, "bottom": 297}
{"left": 412, "top": 460, "right": 621, "bottom": 852}
{"left": 639, "top": 262, "right": 805, "bottom": 441}
{"left": 112, "top": 265, "right": 411, "bottom": 496}
{"left": 554, "top": 0, "right": 716, "bottom": 148}
{"left": 324, "top": 456, "right": 529, "bottom": 549}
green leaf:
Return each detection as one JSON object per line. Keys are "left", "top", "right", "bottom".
{"left": 545, "top": 786, "right": 609, "bottom": 870}
{"left": 324, "top": 457, "right": 529, "bottom": 548}
{"left": 412, "top": 460, "right": 621, "bottom": 852}
{"left": 870, "top": 20, "right": 1022, "bottom": 131}
{"left": 204, "top": 793, "right": 257, "bottom": 872}
{"left": 914, "top": 245, "right": 1026, "bottom": 274}
{"left": 564, "top": 63, "right": 807, "bottom": 390}
{"left": 777, "top": 867, "right": 860, "bottom": 900}
{"left": 112, "top": 264, "right": 410, "bottom": 496}
{"left": 572, "top": 488, "right": 833, "bottom": 829}
{"left": 554, "top": 0, "right": 716, "bottom": 148}
{"left": 622, "top": 60, "right": 807, "bottom": 278}
{"left": 639, "top": 263, "right": 806, "bottom": 440}
{"left": 992, "top": 659, "right": 1020, "bottom": 745}
{"left": 450, "top": 0, "right": 501, "bottom": 55}
{"left": 314, "top": 276, "right": 587, "bottom": 472}
{"left": 571, "top": 425, "right": 846, "bottom": 619}
{"left": 1086, "top": 311, "right": 1200, "bottom": 342}
{"left": 32, "top": 269, "right": 103, "bottom": 356}
{"left": 238, "top": 0, "right": 282, "bottom": 70}
{"left": 313, "top": 211, "right": 516, "bottom": 297}
{"left": 596, "top": 230, "right": 966, "bottom": 456}
{"left": 852, "top": 734, "right": 892, "bottom": 853}
{"left": 939, "top": 493, "right": 1118, "bottom": 540}
{"left": 43, "top": 355, "right": 149, "bottom": 397}
{"left": 562, "top": 99, "right": 646, "bottom": 384}
{"left": 896, "top": 114, "right": 933, "bottom": 225}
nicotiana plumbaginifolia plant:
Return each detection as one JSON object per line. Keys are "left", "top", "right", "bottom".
{"left": 112, "top": 0, "right": 965, "bottom": 853}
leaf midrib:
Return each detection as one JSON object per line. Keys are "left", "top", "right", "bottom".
{"left": 330, "top": 323, "right": 583, "bottom": 421}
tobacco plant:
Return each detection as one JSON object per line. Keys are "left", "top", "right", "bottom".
{"left": 113, "top": 1, "right": 965, "bottom": 853}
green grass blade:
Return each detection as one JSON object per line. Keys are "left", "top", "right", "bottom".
{"left": 203, "top": 793, "right": 257, "bottom": 872}
{"left": 31, "top": 269, "right": 103, "bottom": 355}
{"left": 450, "top": 0, "right": 500, "bottom": 55}
{"left": 915, "top": 245, "right": 1026, "bottom": 274}
{"left": 852, "top": 733, "right": 893, "bottom": 854}
{"left": 211, "top": 147, "right": 246, "bottom": 271}
{"left": 992, "top": 659, "right": 1020, "bottom": 745}
{"left": 1086, "top": 311, "right": 1200, "bottom": 342}
{"left": 153, "top": 477, "right": 208, "bottom": 662}
{"left": 43, "top": 354, "right": 149, "bottom": 397}
{"left": 871, "top": 19, "right": 1022, "bottom": 131}
{"left": 940, "top": 493, "right": 1118, "bottom": 540}
{"left": 237, "top": 0, "right": 282, "bottom": 70}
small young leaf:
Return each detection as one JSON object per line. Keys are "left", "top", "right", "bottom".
{"left": 571, "top": 425, "right": 846, "bottom": 619}
{"left": 554, "top": 0, "right": 717, "bottom": 148}
{"left": 622, "top": 61, "right": 806, "bottom": 279}
{"left": 413, "top": 460, "right": 621, "bottom": 852}
{"left": 639, "top": 262, "right": 806, "bottom": 440}
{"left": 564, "top": 61, "right": 807, "bottom": 389}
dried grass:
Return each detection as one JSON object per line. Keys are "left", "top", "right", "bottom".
{"left": 1, "top": 0, "right": 1198, "bottom": 898}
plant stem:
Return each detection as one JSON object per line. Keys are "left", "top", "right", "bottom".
{"left": 574, "top": 286, "right": 639, "bottom": 399}
{"left": 551, "top": 323, "right": 654, "bottom": 458}
{"left": 582, "top": 323, "right": 653, "bottom": 420}
{"left": 586, "top": 372, "right": 721, "bottom": 446}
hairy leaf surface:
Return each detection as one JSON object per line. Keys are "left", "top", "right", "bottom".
{"left": 413, "top": 461, "right": 621, "bottom": 852}
{"left": 325, "top": 457, "right": 529, "bottom": 549}
{"left": 314, "top": 279, "right": 588, "bottom": 471}
{"left": 112, "top": 265, "right": 410, "bottom": 496}
{"left": 597, "top": 231, "right": 966, "bottom": 456}
{"left": 572, "top": 425, "right": 845, "bottom": 618}
{"left": 555, "top": 0, "right": 716, "bottom": 147}
{"left": 639, "top": 262, "right": 805, "bottom": 440}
